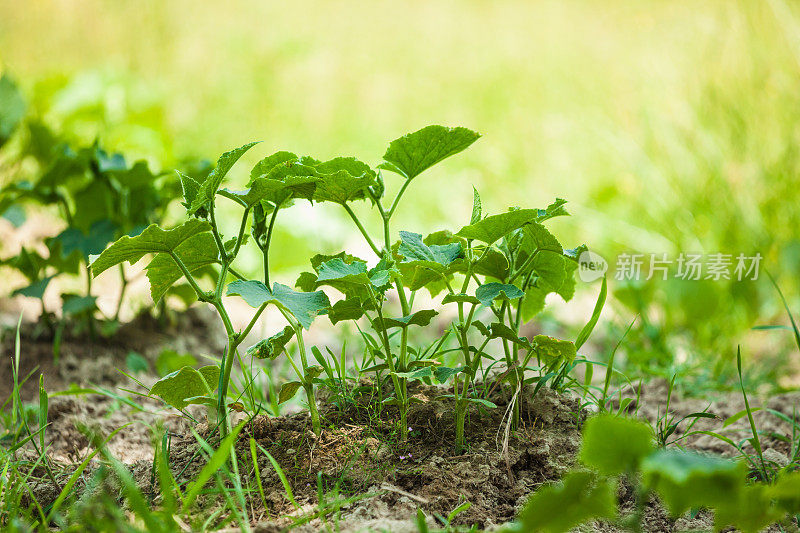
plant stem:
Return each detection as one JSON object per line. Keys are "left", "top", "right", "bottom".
{"left": 282, "top": 310, "right": 321, "bottom": 435}
{"left": 342, "top": 204, "right": 381, "bottom": 256}
{"left": 262, "top": 206, "right": 280, "bottom": 287}
{"left": 114, "top": 264, "right": 127, "bottom": 322}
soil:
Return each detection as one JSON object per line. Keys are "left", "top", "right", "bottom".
{"left": 4, "top": 312, "right": 800, "bottom": 532}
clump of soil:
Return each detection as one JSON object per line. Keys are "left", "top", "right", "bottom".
{"left": 154, "top": 384, "right": 585, "bottom": 531}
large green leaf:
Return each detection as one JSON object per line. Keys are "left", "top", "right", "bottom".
{"left": 380, "top": 125, "right": 480, "bottom": 180}
{"left": 642, "top": 449, "right": 747, "bottom": 517}
{"left": 150, "top": 365, "right": 220, "bottom": 410}
{"left": 456, "top": 209, "right": 541, "bottom": 244}
{"left": 714, "top": 485, "right": 784, "bottom": 533}
{"left": 316, "top": 258, "right": 370, "bottom": 285}
{"left": 226, "top": 280, "right": 329, "bottom": 330}
{"left": 517, "top": 471, "right": 617, "bottom": 533}
{"left": 145, "top": 232, "right": 220, "bottom": 302}
{"left": 49, "top": 220, "right": 117, "bottom": 262}
{"left": 312, "top": 157, "right": 377, "bottom": 204}
{"left": 189, "top": 142, "right": 260, "bottom": 213}
{"left": 0, "top": 74, "right": 26, "bottom": 147}
{"left": 579, "top": 414, "right": 654, "bottom": 475}
{"left": 249, "top": 151, "right": 299, "bottom": 181}
{"left": 89, "top": 219, "right": 212, "bottom": 277}
{"left": 328, "top": 297, "right": 366, "bottom": 324}
{"left": 475, "top": 282, "right": 524, "bottom": 307}
{"left": 397, "top": 231, "right": 462, "bottom": 271}
{"left": 220, "top": 175, "right": 318, "bottom": 209}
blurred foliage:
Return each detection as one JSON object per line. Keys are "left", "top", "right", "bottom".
{"left": 1, "top": 0, "right": 800, "bottom": 381}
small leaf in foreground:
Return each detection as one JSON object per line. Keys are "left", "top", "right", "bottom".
{"left": 579, "top": 414, "right": 654, "bottom": 475}
{"left": 518, "top": 471, "right": 616, "bottom": 533}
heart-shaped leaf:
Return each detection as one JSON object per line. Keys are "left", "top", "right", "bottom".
{"left": 227, "top": 280, "right": 330, "bottom": 330}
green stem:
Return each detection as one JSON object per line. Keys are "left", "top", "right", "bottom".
{"left": 343, "top": 204, "right": 381, "bottom": 256}
{"left": 169, "top": 252, "right": 210, "bottom": 301}
{"left": 262, "top": 206, "right": 280, "bottom": 286}
{"left": 388, "top": 179, "right": 412, "bottom": 219}
{"left": 214, "top": 301, "right": 239, "bottom": 436}
{"left": 209, "top": 203, "right": 229, "bottom": 262}
{"left": 236, "top": 303, "right": 268, "bottom": 344}
{"left": 114, "top": 264, "right": 127, "bottom": 322}
{"left": 279, "top": 308, "right": 321, "bottom": 435}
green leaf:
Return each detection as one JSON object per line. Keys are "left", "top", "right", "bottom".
{"left": 249, "top": 151, "right": 299, "bottom": 181}
{"left": 475, "top": 282, "right": 524, "bottom": 307}
{"left": 0, "top": 73, "right": 26, "bottom": 147}
{"left": 441, "top": 293, "right": 480, "bottom": 306}
{"left": 312, "top": 157, "right": 378, "bottom": 204}
{"left": 246, "top": 326, "right": 295, "bottom": 360}
{"left": 125, "top": 352, "right": 150, "bottom": 374}
{"left": 178, "top": 171, "right": 202, "bottom": 212}
{"left": 470, "top": 187, "right": 482, "bottom": 225}
{"left": 767, "top": 471, "right": 800, "bottom": 513}
{"left": 455, "top": 209, "right": 541, "bottom": 244}
{"left": 714, "top": 485, "right": 784, "bottom": 533}
{"left": 278, "top": 381, "right": 303, "bottom": 404}
{"left": 189, "top": 142, "right": 260, "bottom": 213}
{"left": 533, "top": 335, "right": 577, "bottom": 365}
{"left": 305, "top": 365, "right": 324, "bottom": 381}
{"left": 380, "top": 125, "right": 480, "bottom": 180}
{"left": 220, "top": 175, "right": 318, "bottom": 209}
{"left": 483, "top": 322, "right": 530, "bottom": 347}
{"left": 61, "top": 295, "right": 97, "bottom": 316}
{"left": 434, "top": 366, "right": 463, "bottom": 384}
{"left": 49, "top": 220, "right": 118, "bottom": 262}
{"left": 328, "top": 298, "right": 365, "bottom": 325}
{"left": 467, "top": 398, "right": 497, "bottom": 409}
{"left": 371, "top": 309, "right": 438, "bottom": 330}
{"left": 472, "top": 248, "right": 510, "bottom": 280}
{"left": 394, "top": 367, "right": 433, "bottom": 382}
{"left": 226, "top": 280, "right": 330, "bottom": 330}
{"left": 317, "top": 258, "right": 370, "bottom": 284}
{"left": 145, "top": 232, "right": 219, "bottom": 303}
{"left": 518, "top": 471, "right": 617, "bottom": 533}
{"left": 150, "top": 365, "right": 219, "bottom": 410}
{"left": 397, "top": 231, "right": 462, "bottom": 270}
{"left": 641, "top": 449, "right": 747, "bottom": 517}
{"left": 90, "top": 219, "right": 212, "bottom": 277}
{"left": 155, "top": 350, "right": 198, "bottom": 376}
{"left": 579, "top": 414, "right": 654, "bottom": 475}
{"left": 12, "top": 276, "right": 54, "bottom": 299}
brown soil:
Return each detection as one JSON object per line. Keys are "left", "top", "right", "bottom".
{"left": 140, "top": 384, "right": 585, "bottom": 532}
{"left": 6, "top": 310, "right": 800, "bottom": 532}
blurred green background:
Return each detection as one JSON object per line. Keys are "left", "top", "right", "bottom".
{"left": 2, "top": 0, "right": 800, "bottom": 383}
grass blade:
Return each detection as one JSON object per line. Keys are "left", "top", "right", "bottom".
{"left": 575, "top": 276, "right": 607, "bottom": 350}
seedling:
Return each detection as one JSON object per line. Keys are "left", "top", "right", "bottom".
{"left": 514, "top": 414, "right": 800, "bottom": 533}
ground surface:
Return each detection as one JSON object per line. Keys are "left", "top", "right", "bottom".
{"left": 3, "top": 312, "right": 799, "bottom": 532}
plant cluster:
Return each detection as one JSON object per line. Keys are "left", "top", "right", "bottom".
{"left": 0, "top": 73, "right": 208, "bottom": 338}
{"left": 89, "top": 124, "right": 590, "bottom": 450}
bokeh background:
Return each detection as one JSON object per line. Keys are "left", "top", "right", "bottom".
{"left": 2, "top": 0, "right": 800, "bottom": 385}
